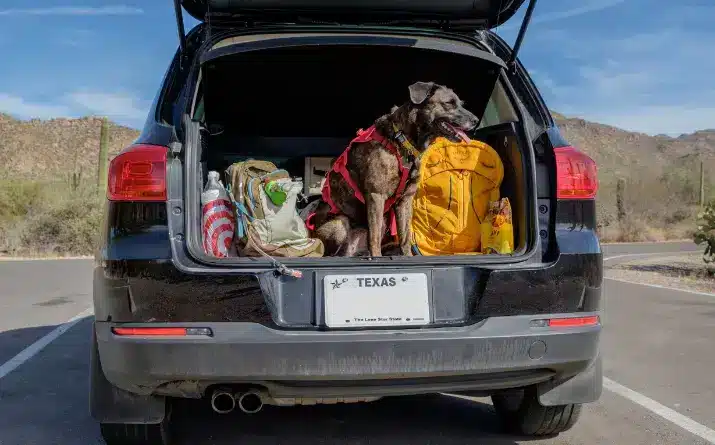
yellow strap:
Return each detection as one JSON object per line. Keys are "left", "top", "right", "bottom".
{"left": 392, "top": 123, "right": 421, "bottom": 158}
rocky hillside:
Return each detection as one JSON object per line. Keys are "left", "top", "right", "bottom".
{"left": 555, "top": 114, "right": 715, "bottom": 178}
{"left": 0, "top": 114, "right": 140, "bottom": 181}
{"left": 554, "top": 113, "right": 715, "bottom": 240}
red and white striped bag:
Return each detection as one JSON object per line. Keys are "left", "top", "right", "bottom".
{"left": 201, "top": 171, "right": 236, "bottom": 258}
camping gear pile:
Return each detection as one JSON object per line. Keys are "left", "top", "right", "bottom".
{"left": 201, "top": 136, "right": 513, "bottom": 259}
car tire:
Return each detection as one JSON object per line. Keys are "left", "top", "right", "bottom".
{"left": 99, "top": 418, "right": 173, "bottom": 445}
{"left": 491, "top": 386, "right": 582, "bottom": 436}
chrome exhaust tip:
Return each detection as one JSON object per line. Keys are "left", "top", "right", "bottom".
{"left": 210, "top": 389, "right": 236, "bottom": 414}
{"left": 237, "top": 390, "right": 264, "bottom": 414}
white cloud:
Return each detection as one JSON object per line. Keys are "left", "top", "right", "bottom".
{"left": 577, "top": 66, "right": 658, "bottom": 97}
{"left": 0, "top": 94, "right": 72, "bottom": 119}
{"left": 569, "top": 106, "right": 715, "bottom": 137}
{"left": 0, "top": 91, "right": 148, "bottom": 128}
{"left": 499, "top": 0, "right": 626, "bottom": 31}
{"left": 66, "top": 91, "right": 147, "bottom": 122}
{"left": 0, "top": 6, "right": 143, "bottom": 16}
{"left": 528, "top": 26, "right": 715, "bottom": 136}
{"left": 530, "top": 0, "right": 627, "bottom": 25}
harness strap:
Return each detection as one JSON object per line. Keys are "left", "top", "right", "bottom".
{"left": 321, "top": 125, "right": 411, "bottom": 237}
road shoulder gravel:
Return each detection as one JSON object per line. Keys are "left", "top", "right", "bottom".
{"left": 605, "top": 252, "right": 715, "bottom": 295}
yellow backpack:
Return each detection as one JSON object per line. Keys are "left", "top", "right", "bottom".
{"left": 411, "top": 137, "right": 505, "bottom": 256}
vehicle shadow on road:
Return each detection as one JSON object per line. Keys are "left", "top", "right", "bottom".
{"left": 0, "top": 317, "right": 104, "bottom": 445}
{"left": 0, "top": 324, "right": 58, "bottom": 365}
{"left": 172, "top": 394, "right": 532, "bottom": 444}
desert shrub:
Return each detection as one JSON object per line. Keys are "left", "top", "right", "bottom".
{"left": 0, "top": 179, "right": 45, "bottom": 219}
{"left": 693, "top": 201, "right": 715, "bottom": 264}
{"left": 21, "top": 193, "right": 102, "bottom": 255}
{"left": 0, "top": 179, "right": 102, "bottom": 256}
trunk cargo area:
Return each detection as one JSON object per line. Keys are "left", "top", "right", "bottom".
{"left": 186, "top": 37, "right": 537, "bottom": 267}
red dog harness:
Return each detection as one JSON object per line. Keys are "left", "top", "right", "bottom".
{"left": 321, "top": 125, "right": 411, "bottom": 238}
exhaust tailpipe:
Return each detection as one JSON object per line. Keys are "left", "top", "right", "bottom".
{"left": 210, "top": 389, "right": 236, "bottom": 414}
{"left": 237, "top": 390, "right": 264, "bottom": 414}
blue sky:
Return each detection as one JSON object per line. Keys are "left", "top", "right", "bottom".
{"left": 0, "top": 0, "right": 712, "bottom": 136}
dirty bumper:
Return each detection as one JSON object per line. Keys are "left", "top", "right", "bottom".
{"left": 95, "top": 313, "right": 601, "bottom": 402}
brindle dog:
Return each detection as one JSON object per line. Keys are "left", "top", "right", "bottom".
{"left": 312, "top": 82, "right": 479, "bottom": 257}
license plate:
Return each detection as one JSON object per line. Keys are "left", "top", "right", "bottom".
{"left": 323, "top": 273, "right": 430, "bottom": 328}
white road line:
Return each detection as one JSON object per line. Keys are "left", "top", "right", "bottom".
{"left": 605, "top": 277, "right": 715, "bottom": 297}
{"left": 0, "top": 307, "right": 94, "bottom": 380}
{"left": 0, "top": 256, "right": 92, "bottom": 262}
{"left": 604, "top": 377, "right": 715, "bottom": 444}
{"left": 602, "top": 240, "right": 692, "bottom": 246}
{"left": 604, "top": 252, "right": 697, "bottom": 262}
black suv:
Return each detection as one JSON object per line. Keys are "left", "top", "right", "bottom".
{"left": 90, "top": 1, "right": 602, "bottom": 444}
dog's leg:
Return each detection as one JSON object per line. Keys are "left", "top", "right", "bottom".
{"left": 395, "top": 195, "right": 415, "bottom": 256}
{"left": 344, "top": 228, "right": 368, "bottom": 257}
{"left": 315, "top": 215, "right": 349, "bottom": 256}
{"left": 366, "top": 193, "right": 386, "bottom": 257}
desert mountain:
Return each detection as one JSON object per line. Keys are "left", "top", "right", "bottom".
{"left": 0, "top": 112, "right": 713, "bottom": 215}
{"left": 0, "top": 114, "right": 139, "bottom": 181}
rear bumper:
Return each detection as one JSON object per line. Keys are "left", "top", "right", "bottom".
{"left": 96, "top": 313, "right": 601, "bottom": 402}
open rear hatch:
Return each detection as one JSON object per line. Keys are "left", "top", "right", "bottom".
{"left": 182, "top": 32, "right": 539, "bottom": 266}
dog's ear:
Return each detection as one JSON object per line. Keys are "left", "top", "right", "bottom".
{"left": 408, "top": 82, "right": 435, "bottom": 105}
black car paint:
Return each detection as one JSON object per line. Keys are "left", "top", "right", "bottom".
{"left": 94, "top": 24, "right": 601, "bottom": 328}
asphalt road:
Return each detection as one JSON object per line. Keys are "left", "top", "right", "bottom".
{"left": 0, "top": 241, "right": 713, "bottom": 445}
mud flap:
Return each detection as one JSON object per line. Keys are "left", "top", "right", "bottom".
{"left": 89, "top": 323, "right": 167, "bottom": 424}
{"left": 537, "top": 354, "right": 602, "bottom": 406}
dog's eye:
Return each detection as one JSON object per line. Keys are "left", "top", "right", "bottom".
{"left": 448, "top": 99, "right": 458, "bottom": 108}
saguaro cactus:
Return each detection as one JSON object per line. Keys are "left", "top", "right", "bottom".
{"left": 97, "top": 117, "right": 109, "bottom": 193}
{"left": 71, "top": 169, "right": 82, "bottom": 191}
{"left": 616, "top": 178, "right": 626, "bottom": 223}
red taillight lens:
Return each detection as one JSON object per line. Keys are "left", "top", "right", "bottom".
{"left": 554, "top": 146, "right": 598, "bottom": 200}
{"left": 112, "top": 327, "right": 187, "bottom": 336}
{"left": 111, "top": 327, "right": 213, "bottom": 336}
{"left": 107, "top": 144, "right": 167, "bottom": 201}
{"left": 547, "top": 315, "right": 600, "bottom": 328}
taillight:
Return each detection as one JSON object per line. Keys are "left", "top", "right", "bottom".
{"left": 530, "top": 315, "right": 601, "bottom": 328}
{"left": 547, "top": 315, "right": 600, "bottom": 328}
{"left": 111, "top": 327, "right": 213, "bottom": 337}
{"left": 554, "top": 146, "right": 598, "bottom": 200}
{"left": 107, "top": 144, "right": 167, "bottom": 201}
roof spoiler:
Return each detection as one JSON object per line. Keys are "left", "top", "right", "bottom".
{"left": 506, "top": 0, "right": 537, "bottom": 72}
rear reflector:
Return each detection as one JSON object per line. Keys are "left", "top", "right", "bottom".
{"left": 107, "top": 144, "right": 168, "bottom": 201}
{"left": 547, "top": 316, "right": 600, "bottom": 328}
{"left": 111, "top": 327, "right": 213, "bottom": 337}
{"left": 554, "top": 146, "right": 598, "bottom": 200}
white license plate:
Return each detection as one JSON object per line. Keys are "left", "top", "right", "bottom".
{"left": 323, "top": 273, "right": 430, "bottom": 328}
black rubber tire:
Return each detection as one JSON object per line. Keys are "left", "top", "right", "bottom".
{"left": 491, "top": 386, "right": 582, "bottom": 436}
{"left": 100, "top": 416, "right": 172, "bottom": 445}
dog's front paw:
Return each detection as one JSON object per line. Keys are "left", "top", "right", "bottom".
{"left": 401, "top": 247, "right": 413, "bottom": 256}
